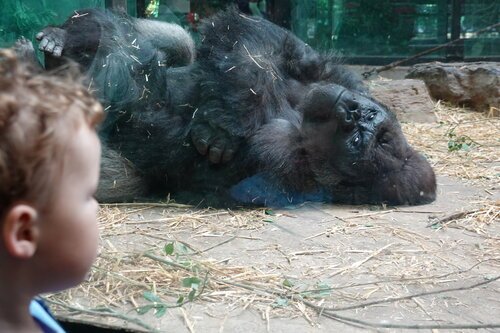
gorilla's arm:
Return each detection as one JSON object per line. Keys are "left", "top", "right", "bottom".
{"left": 190, "top": 7, "right": 369, "bottom": 164}
{"left": 37, "top": 9, "right": 194, "bottom": 70}
{"left": 37, "top": 11, "right": 100, "bottom": 70}
{"left": 280, "top": 35, "right": 367, "bottom": 94}
{"left": 36, "top": 8, "right": 196, "bottom": 109}
{"left": 131, "top": 18, "right": 195, "bottom": 66}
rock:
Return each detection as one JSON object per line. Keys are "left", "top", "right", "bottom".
{"left": 406, "top": 62, "right": 500, "bottom": 111}
{"left": 369, "top": 79, "right": 437, "bottom": 123}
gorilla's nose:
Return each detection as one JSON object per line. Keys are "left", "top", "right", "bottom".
{"left": 338, "top": 108, "right": 359, "bottom": 130}
{"left": 348, "top": 107, "right": 361, "bottom": 120}
{"left": 334, "top": 91, "right": 361, "bottom": 131}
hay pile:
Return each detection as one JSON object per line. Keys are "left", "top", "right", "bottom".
{"left": 46, "top": 206, "right": 277, "bottom": 331}
{"left": 403, "top": 102, "right": 499, "bottom": 184}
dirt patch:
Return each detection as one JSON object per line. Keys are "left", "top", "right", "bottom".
{"left": 46, "top": 104, "right": 499, "bottom": 332}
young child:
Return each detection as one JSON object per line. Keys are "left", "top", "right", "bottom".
{"left": 0, "top": 49, "right": 103, "bottom": 332}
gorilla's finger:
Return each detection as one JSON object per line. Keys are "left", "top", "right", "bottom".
{"left": 222, "top": 149, "right": 234, "bottom": 163}
{"left": 35, "top": 32, "right": 45, "bottom": 41}
{"left": 191, "top": 124, "right": 215, "bottom": 155}
{"left": 39, "top": 38, "right": 49, "bottom": 50}
{"left": 222, "top": 137, "right": 241, "bottom": 163}
{"left": 46, "top": 41, "right": 56, "bottom": 53}
{"left": 193, "top": 138, "right": 209, "bottom": 155}
{"left": 209, "top": 137, "right": 228, "bottom": 164}
{"left": 208, "top": 147, "right": 222, "bottom": 164}
{"left": 53, "top": 46, "right": 63, "bottom": 57}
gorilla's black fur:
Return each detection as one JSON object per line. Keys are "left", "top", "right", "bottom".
{"left": 33, "top": 6, "right": 436, "bottom": 206}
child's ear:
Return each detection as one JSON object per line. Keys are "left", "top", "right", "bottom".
{"left": 2, "top": 204, "right": 39, "bottom": 258}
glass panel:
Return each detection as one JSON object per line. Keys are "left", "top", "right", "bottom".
{"left": 139, "top": 0, "right": 234, "bottom": 43}
{"left": 142, "top": 0, "right": 191, "bottom": 25}
{"left": 462, "top": 0, "right": 499, "bottom": 58}
{"left": 292, "top": 0, "right": 452, "bottom": 59}
{"left": 0, "top": 0, "right": 105, "bottom": 48}
{"left": 1, "top": 1, "right": 498, "bottom": 60}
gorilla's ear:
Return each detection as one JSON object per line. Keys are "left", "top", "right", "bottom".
{"left": 301, "top": 86, "right": 344, "bottom": 123}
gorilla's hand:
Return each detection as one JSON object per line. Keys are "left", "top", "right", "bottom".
{"left": 191, "top": 122, "right": 241, "bottom": 164}
{"left": 13, "top": 37, "right": 39, "bottom": 65}
{"left": 36, "top": 27, "right": 67, "bottom": 57}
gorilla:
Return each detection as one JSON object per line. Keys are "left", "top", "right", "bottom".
{"left": 31, "top": 6, "right": 436, "bottom": 207}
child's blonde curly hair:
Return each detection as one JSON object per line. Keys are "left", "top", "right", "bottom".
{"left": 0, "top": 49, "right": 103, "bottom": 217}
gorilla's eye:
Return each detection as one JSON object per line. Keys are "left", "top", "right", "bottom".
{"left": 353, "top": 133, "right": 361, "bottom": 146}
{"left": 367, "top": 110, "right": 376, "bottom": 121}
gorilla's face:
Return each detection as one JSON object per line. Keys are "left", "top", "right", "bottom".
{"left": 300, "top": 84, "right": 410, "bottom": 187}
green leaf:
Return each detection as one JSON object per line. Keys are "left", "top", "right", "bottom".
{"left": 143, "top": 291, "right": 161, "bottom": 303}
{"left": 282, "top": 279, "right": 294, "bottom": 288}
{"left": 272, "top": 297, "right": 289, "bottom": 308}
{"left": 182, "top": 277, "right": 201, "bottom": 289}
{"left": 177, "top": 295, "right": 185, "bottom": 304}
{"left": 265, "top": 209, "right": 275, "bottom": 216}
{"left": 316, "top": 282, "right": 332, "bottom": 297}
{"left": 301, "top": 282, "right": 332, "bottom": 298}
{"left": 263, "top": 218, "right": 274, "bottom": 223}
{"left": 155, "top": 306, "right": 167, "bottom": 318}
{"left": 164, "top": 242, "right": 175, "bottom": 255}
{"left": 136, "top": 304, "right": 154, "bottom": 315}
{"left": 188, "top": 289, "right": 197, "bottom": 302}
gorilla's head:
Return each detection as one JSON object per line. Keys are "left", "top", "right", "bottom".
{"left": 300, "top": 84, "right": 436, "bottom": 205}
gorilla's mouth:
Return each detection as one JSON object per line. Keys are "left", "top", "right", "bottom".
{"left": 376, "top": 127, "right": 386, "bottom": 139}
{"left": 376, "top": 127, "right": 390, "bottom": 146}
